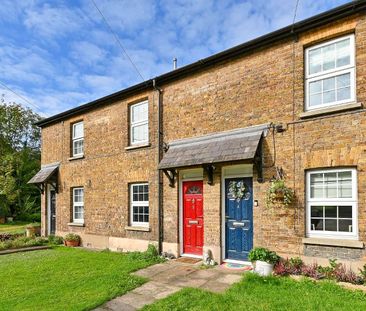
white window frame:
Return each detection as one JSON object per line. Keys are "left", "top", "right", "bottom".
{"left": 72, "top": 121, "right": 84, "bottom": 157}
{"left": 130, "top": 183, "right": 149, "bottom": 227}
{"left": 72, "top": 187, "right": 84, "bottom": 224}
{"left": 306, "top": 168, "right": 358, "bottom": 239}
{"left": 305, "top": 34, "right": 356, "bottom": 111}
{"left": 130, "top": 101, "right": 149, "bottom": 145}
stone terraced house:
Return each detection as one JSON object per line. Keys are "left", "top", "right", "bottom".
{"left": 29, "top": 1, "right": 366, "bottom": 268}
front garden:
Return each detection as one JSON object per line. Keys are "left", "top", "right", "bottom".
{"left": 0, "top": 246, "right": 162, "bottom": 311}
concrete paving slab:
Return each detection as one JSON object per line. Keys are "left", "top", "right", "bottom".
{"left": 132, "top": 263, "right": 175, "bottom": 278}
{"left": 111, "top": 292, "right": 156, "bottom": 309}
{"left": 216, "top": 274, "right": 243, "bottom": 284}
{"left": 200, "top": 280, "right": 231, "bottom": 293}
{"left": 132, "top": 281, "right": 181, "bottom": 299}
{"left": 188, "top": 269, "right": 220, "bottom": 280}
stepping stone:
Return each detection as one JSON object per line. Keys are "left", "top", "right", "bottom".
{"left": 216, "top": 274, "right": 243, "bottom": 284}
{"left": 188, "top": 269, "right": 219, "bottom": 280}
{"left": 200, "top": 280, "right": 231, "bottom": 293}
{"left": 107, "top": 292, "right": 156, "bottom": 310}
{"left": 133, "top": 263, "right": 175, "bottom": 278}
{"left": 132, "top": 281, "right": 181, "bottom": 299}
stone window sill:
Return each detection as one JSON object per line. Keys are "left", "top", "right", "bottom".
{"left": 302, "top": 237, "right": 364, "bottom": 249}
{"left": 125, "top": 143, "right": 151, "bottom": 151}
{"left": 68, "top": 155, "right": 85, "bottom": 161}
{"left": 68, "top": 222, "right": 85, "bottom": 227}
{"left": 125, "top": 226, "right": 150, "bottom": 232}
{"left": 300, "top": 102, "right": 363, "bottom": 119}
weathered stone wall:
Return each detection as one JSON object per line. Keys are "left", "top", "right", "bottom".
{"left": 40, "top": 13, "right": 366, "bottom": 261}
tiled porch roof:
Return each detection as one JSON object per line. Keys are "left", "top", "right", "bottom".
{"left": 28, "top": 163, "right": 59, "bottom": 184}
{"left": 158, "top": 123, "right": 270, "bottom": 170}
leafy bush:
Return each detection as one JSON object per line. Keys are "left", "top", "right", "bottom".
{"left": 0, "top": 236, "right": 49, "bottom": 250}
{"left": 48, "top": 235, "right": 63, "bottom": 245}
{"left": 359, "top": 264, "right": 366, "bottom": 282}
{"left": 146, "top": 244, "right": 159, "bottom": 258}
{"left": 17, "top": 213, "right": 41, "bottom": 222}
{"left": 301, "top": 263, "right": 323, "bottom": 280}
{"left": 0, "top": 232, "right": 25, "bottom": 241}
{"left": 126, "top": 244, "right": 165, "bottom": 263}
{"left": 64, "top": 233, "right": 81, "bottom": 242}
{"left": 248, "top": 247, "right": 280, "bottom": 264}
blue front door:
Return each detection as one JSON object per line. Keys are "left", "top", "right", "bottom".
{"left": 225, "top": 177, "right": 253, "bottom": 261}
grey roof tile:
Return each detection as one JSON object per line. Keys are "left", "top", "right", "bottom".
{"left": 158, "top": 123, "right": 269, "bottom": 169}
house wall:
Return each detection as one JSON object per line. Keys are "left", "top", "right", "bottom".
{"left": 39, "top": 13, "right": 366, "bottom": 263}
{"left": 160, "top": 13, "right": 366, "bottom": 262}
{"left": 41, "top": 91, "right": 160, "bottom": 251}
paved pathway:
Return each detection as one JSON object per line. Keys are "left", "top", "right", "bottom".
{"left": 95, "top": 260, "right": 247, "bottom": 311}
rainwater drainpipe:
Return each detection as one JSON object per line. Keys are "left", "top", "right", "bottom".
{"left": 153, "top": 78, "right": 164, "bottom": 254}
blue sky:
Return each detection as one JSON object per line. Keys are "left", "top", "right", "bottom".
{"left": 0, "top": 0, "right": 351, "bottom": 117}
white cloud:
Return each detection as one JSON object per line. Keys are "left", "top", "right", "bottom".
{"left": 0, "top": 0, "right": 352, "bottom": 117}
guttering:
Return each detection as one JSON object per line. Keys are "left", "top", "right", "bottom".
{"left": 153, "top": 79, "right": 164, "bottom": 254}
{"left": 36, "top": 0, "right": 366, "bottom": 128}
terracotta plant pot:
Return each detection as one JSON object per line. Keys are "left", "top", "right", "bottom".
{"left": 64, "top": 240, "right": 80, "bottom": 247}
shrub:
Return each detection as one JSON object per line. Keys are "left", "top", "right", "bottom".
{"left": 0, "top": 232, "right": 25, "bottom": 241}
{"left": 64, "top": 233, "right": 80, "bottom": 242}
{"left": 48, "top": 235, "right": 63, "bottom": 245}
{"left": 17, "top": 213, "right": 41, "bottom": 223}
{"left": 359, "top": 264, "right": 366, "bottom": 282}
{"left": 274, "top": 259, "right": 290, "bottom": 276}
{"left": 248, "top": 247, "right": 280, "bottom": 264}
{"left": 301, "top": 263, "right": 323, "bottom": 280}
{"left": 146, "top": 243, "right": 159, "bottom": 258}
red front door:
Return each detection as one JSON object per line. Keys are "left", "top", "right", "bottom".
{"left": 183, "top": 180, "right": 204, "bottom": 256}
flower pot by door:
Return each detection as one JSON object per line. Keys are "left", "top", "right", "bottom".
{"left": 255, "top": 260, "right": 274, "bottom": 276}
{"left": 65, "top": 240, "right": 80, "bottom": 247}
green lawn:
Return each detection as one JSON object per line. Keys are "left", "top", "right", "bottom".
{"left": 0, "top": 247, "right": 161, "bottom": 311}
{"left": 142, "top": 273, "right": 366, "bottom": 311}
{"left": 0, "top": 222, "right": 27, "bottom": 234}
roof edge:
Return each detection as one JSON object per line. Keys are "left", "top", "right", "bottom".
{"left": 36, "top": 1, "right": 366, "bottom": 127}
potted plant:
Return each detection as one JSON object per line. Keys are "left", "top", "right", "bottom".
{"left": 25, "top": 223, "right": 41, "bottom": 237}
{"left": 266, "top": 178, "right": 294, "bottom": 208}
{"left": 248, "top": 247, "right": 280, "bottom": 276}
{"left": 64, "top": 233, "right": 81, "bottom": 247}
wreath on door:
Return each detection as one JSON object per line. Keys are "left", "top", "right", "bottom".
{"left": 228, "top": 181, "right": 251, "bottom": 201}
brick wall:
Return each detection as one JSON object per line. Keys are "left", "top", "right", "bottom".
{"left": 40, "top": 13, "right": 366, "bottom": 260}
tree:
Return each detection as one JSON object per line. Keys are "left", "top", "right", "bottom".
{"left": 0, "top": 96, "right": 42, "bottom": 219}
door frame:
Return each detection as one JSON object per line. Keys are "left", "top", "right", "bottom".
{"left": 221, "top": 164, "right": 254, "bottom": 264}
{"left": 47, "top": 184, "right": 56, "bottom": 235}
{"left": 179, "top": 168, "right": 203, "bottom": 258}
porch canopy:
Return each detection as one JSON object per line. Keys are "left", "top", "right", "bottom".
{"left": 28, "top": 162, "right": 59, "bottom": 193}
{"left": 158, "top": 123, "right": 270, "bottom": 185}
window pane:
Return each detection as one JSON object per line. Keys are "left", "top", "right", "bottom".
{"left": 325, "top": 219, "right": 337, "bottom": 231}
{"left": 336, "top": 38, "right": 350, "bottom": 67}
{"left": 324, "top": 173, "right": 337, "bottom": 198}
{"left": 322, "top": 44, "right": 335, "bottom": 71}
{"left": 309, "top": 48, "right": 322, "bottom": 74}
{"left": 132, "top": 123, "right": 148, "bottom": 143}
{"left": 144, "top": 206, "right": 149, "bottom": 214}
{"left": 309, "top": 80, "right": 321, "bottom": 94}
{"left": 309, "top": 93, "right": 322, "bottom": 107}
{"left": 323, "top": 91, "right": 336, "bottom": 104}
{"left": 133, "top": 214, "right": 138, "bottom": 222}
{"left": 339, "top": 219, "right": 352, "bottom": 232}
{"left": 73, "top": 122, "right": 84, "bottom": 138}
{"left": 131, "top": 102, "right": 148, "bottom": 123}
{"left": 311, "top": 219, "right": 323, "bottom": 231}
{"left": 74, "top": 189, "right": 84, "bottom": 203}
{"left": 143, "top": 214, "right": 149, "bottom": 223}
{"left": 339, "top": 206, "right": 352, "bottom": 218}
{"left": 325, "top": 206, "right": 337, "bottom": 218}
{"left": 337, "top": 73, "right": 350, "bottom": 88}
{"left": 73, "top": 139, "right": 84, "bottom": 155}
{"left": 323, "top": 77, "right": 335, "bottom": 91}
{"left": 337, "top": 87, "right": 350, "bottom": 101}
{"left": 311, "top": 206, "right": 323, "bottom": 218}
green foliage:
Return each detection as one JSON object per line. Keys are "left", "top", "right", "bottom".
{"left": 146, "top": 243, "right": 159, "bottom": 257}
{"left": 0, "top": 247, "right": 161, "bottom": 311}
{"left": 142, "top": 273, "right": 366, "bottom": 311}
{"left": 359, "top": 264, "right": 366, "bottom": 282}
{"left": 289, "top": 257, "right": 304, "bottom": 268}
{"left": 248, "top": 247, "right": 280, "bottom": 264}
{"left": 0, "top": 236, "right": 49, "bottom": 250}
{"left": 266, "top": 178, "right": 294, "bottom": 208}
{"left": 0, "top": 98, "right": 42, "bottom": 219}
{"left": 47, "top": 235, "right": 64, "bottom": 245}
{"left": 64, "top": 233, "right": 81, "bottom": 242}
